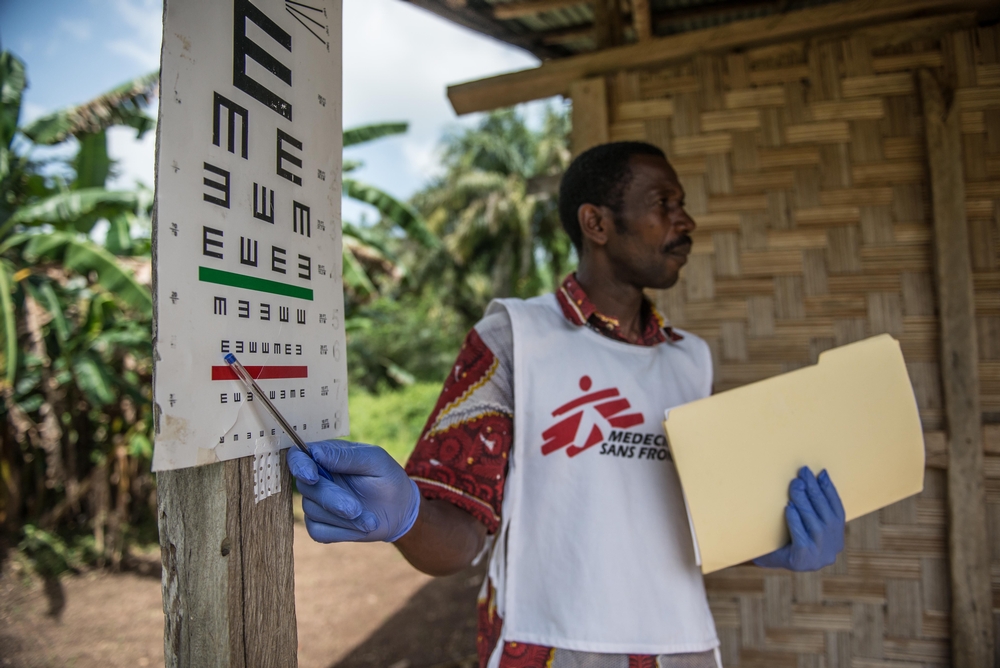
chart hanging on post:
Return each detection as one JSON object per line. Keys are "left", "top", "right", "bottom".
{"left": 152, "top": 0, "right": 347, "bottom": 471}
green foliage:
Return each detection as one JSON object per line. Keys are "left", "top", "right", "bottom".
{"left": 410, "top": 106, "right": 574, "bottom": 323}
{"left": 1, "top": 187, "right": 152, "bottom": 237}
{"left": 17, "top": 524, "right": 98, "bottom": 578}
{"left": 342, "top": 105, "right": 572, "bottom": 394}
{"left": 0, "top": 48, "right": 574, "bottom": 576}
{"left": 347, "top": 291, "right": 467, "bottom": 392}
{"left": 16, "top": 231, "right": 153, "bottom": 315}
{"left": 339, "top": 120, "right": 437, "bottom": 304}
{"left": 344, "top": 178, "right": 438, "bottom": 250}
{"left": 0, "top": 52, "right": 27, "bottom": 185}
{"left": 346, "top": 382, "right": 442, "bottom": 463}
{"left": 0, "top": 52, "right": 156, "bottom": 571}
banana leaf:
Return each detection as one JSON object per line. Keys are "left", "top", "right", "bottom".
{"left": 0, "top": 52, "right": 27, "bottom": 183}
{"left": 72, "top": 353, "right": 116, "bottom": 406}
{"left": 343, "top": 178, "right": 438, "bottom": 250}
{"left": 104, "top": 211, "right": 135, "bottom": 255}
{"left": 342, "top": 247, "right": 378, "bottom": 297}
{"left": 0, "top": 188, "right": 151, "bottom": 237}
{"left": 21, "top": 71, "right": 158, "bottom": 145}
{"left": 343, "top": 122, "right": 407, "bottom": 148}
{"left": 37, "top": 281, "right": 70, "bottom": 344}
{"left": 20, "top": 232, "right": 151, "bottom": 317}
{"left": 0, "top": 259, "right": 16, "bottom": 384}
{"left": 73, "top": 131, "right": 111, "bottom": 189}
{"left": 342, "top": 221, "right": 394, "bottom": 258}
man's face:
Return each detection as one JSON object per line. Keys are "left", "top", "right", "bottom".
{"left": 604, "top": 154, "right": 696, "bottom": 290}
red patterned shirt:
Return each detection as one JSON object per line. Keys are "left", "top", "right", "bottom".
{"left": 404, "top": 275, "right": 715, "bottom": 668}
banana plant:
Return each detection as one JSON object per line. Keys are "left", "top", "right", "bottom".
{"left": 340, "top": 122, "right": 438, "bottom": 302}
{"left": 0, "top": 52, "right": 157, "bottom": 570}
{"left": 0, "top": 55, "right": 154, "bottom": 381}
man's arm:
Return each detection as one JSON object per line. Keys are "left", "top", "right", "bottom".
{"left": 289, "top": 318, "right": 512, "bottom": 576}
{"left": 394, "top": 498, "right": 488, "bottom": 576}
{"left": 287, "top": 441, "right": 486, "bottom": 576}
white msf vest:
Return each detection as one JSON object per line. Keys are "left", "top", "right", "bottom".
{"left": 485, "top": 294, "right": 719, "bottom": 664}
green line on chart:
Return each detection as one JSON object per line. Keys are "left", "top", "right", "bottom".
{"left": 198, "top": 267, "right": 314, "bottom": 301}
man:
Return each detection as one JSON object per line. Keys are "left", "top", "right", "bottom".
{"left": 288, "top": 142, "right": 846, "bottom": 668}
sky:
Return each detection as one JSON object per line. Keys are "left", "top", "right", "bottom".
{"left": 0, "top": 0, "right": 555, "bottom": 223}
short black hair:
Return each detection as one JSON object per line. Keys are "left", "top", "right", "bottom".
{"left": 558, "top": 141, "right": 667, "bottom": 251}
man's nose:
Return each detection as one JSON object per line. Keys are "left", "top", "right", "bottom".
{"left": 675, "top": 209, "right": 696, "bottom": 234}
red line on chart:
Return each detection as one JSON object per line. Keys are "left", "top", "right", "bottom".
{"left": 211, "top": 366, "right": 309, "bottom": 381}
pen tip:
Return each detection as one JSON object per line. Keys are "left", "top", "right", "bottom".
{"left": 224, "top": 353, "right": 237, "bottom": 364}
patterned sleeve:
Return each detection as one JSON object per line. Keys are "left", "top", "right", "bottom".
{"left": 404, "top": 311, "right": 514, "bottom": 533}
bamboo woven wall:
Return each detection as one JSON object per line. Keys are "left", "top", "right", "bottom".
{"left": 595, "top": 15, "right": 1000, "bottom": 666}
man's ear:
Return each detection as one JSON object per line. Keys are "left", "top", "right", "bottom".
{"left": 578, "top": 203, "right": 613, "bottom": 247}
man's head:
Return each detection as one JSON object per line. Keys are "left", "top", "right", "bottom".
{"left": 558, "top": 141, "right": 695, "bottom": 290}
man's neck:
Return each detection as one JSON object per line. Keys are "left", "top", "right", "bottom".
{"left": 575, "top": 261, "right": 646, "bottom": 342}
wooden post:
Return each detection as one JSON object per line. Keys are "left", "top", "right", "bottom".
{"left": 157, "top": 455, "right": 297, "bottom": 667}
{"left": 570, "top": 77, "right": 609, "bottom": 156}
{"left": 918, "top": 68, "right": 994, "bottom": 667}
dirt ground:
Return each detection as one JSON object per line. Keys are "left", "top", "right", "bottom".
{"left": 0, "top": 521, "right": 483, "bottom": 668}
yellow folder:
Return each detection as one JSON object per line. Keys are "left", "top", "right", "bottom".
{"left": 663, "top": 334, "right": 925, "bottom": 574}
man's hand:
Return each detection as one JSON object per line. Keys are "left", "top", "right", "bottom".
{"left": 288, "top": 440, "right": 420, "bottom": 543}
{"left": 754, "top": 466, "right": 845, "bottom": 571}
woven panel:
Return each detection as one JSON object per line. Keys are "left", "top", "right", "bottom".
{"left": 604, "top": 18, "right": 1000, "bottom": 665}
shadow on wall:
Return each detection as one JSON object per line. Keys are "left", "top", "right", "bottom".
{"left": 332, "top": 562, "right": 484, "bottom": 668}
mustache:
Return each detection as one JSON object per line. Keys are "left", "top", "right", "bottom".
{"left": 663, "top": 234, "right": 693, "bottom": 254}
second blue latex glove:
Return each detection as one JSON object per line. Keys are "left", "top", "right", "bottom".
{"left": 753, "top": 466, "right": 845, "bottom": 571}
{"left": 288, "top": 440, "right": 420, "bottom": 543}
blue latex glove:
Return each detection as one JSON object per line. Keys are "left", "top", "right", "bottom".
{"left": 753, "top": 466, "right": 845, "bottom": 571}
{"left": 287, "top": 440, "right": 420, "bottom": 543}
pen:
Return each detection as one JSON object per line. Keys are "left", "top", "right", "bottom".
{"left": 224, "top": 352, "right": 333, "bottom": 481}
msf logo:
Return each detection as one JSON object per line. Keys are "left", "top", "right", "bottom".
{"left": 541, "top": 376, "right": 644, "bottom": 458}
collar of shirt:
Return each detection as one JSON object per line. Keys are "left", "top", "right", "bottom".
{"left": 554, "top": 273, "right": 682, "bottom": 347}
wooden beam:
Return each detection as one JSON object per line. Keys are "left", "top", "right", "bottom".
{"left": 492, "top": 0, "right": 588, "bottom": 20}
{"left": 593, "top": 0, "right": 623, "bottom": 50}
{"left": 447, "top": 0, "right": 994, "bottom": 114}
{"left": 542, "top": 1, "right": 766, "bottom": 49}
{"left": 570, "top": 77, "right": 609, "bottom": 155}
{"left": 400, "top": 0, "right": 562, "bottom": 60}
{"left": 158, "top": 455, "right": 298, "bottom": 667}
{"left": 918, "top": 68, "right": 995, "bottom": 668}
{"left": 541, "top": 25, "right": 594, "bottom": 46}
{"left": 631, "top": 0, "right": 652, "bottom": 41}
{"left": 652, "top": 0, "right": 778, "bottom": 34}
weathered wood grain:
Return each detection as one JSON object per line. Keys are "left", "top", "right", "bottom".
{"left": 158, "top": 454, "right": 297, "bottom": 668}
{"left": 570, "top": 77, "right": 609, "bottom": 156}
{"left": 918, "top": 67, "right": 994, "bottom": 668}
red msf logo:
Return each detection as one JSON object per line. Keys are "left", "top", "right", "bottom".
{"left": 541, "top": 375, "right": 644, "bottom": 458}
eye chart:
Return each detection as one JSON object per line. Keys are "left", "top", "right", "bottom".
{"left": 152, "top": 0, "right": 347, "bottom": 471}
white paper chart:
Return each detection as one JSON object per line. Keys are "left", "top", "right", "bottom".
{"left": 152, "top": 0, "right": 347, "bottom": 471}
